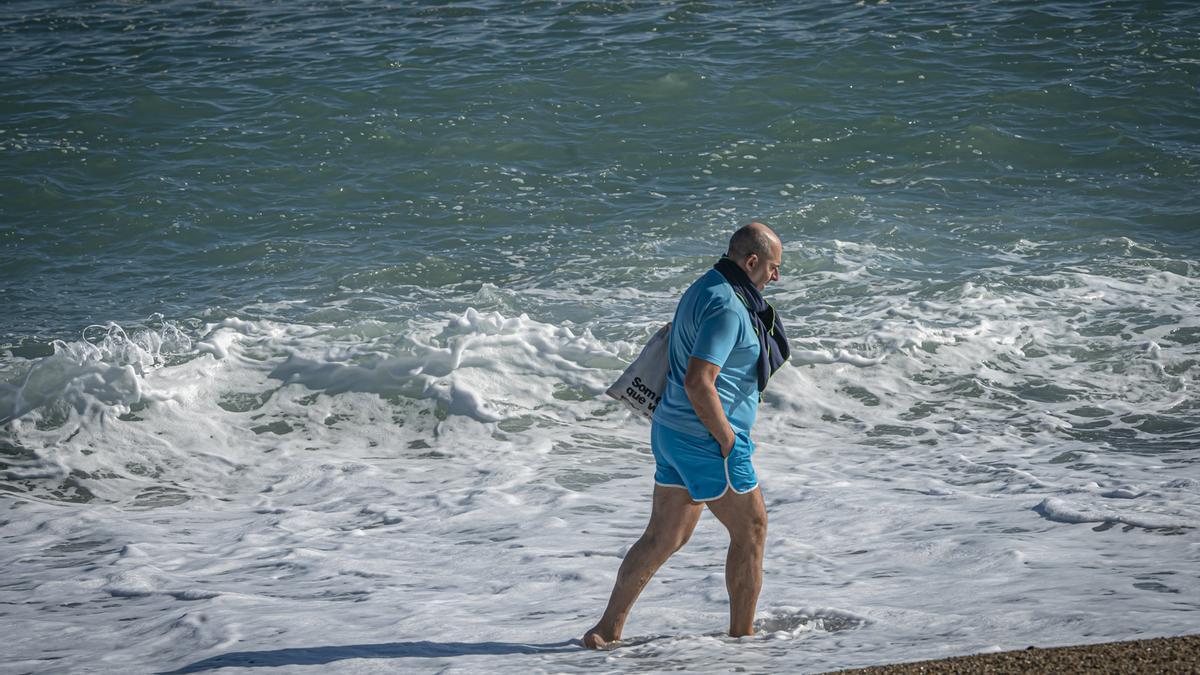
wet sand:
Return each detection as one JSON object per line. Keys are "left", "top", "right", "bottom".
{"left": 829, "top": 634, "right": 1200, "bottom": 674}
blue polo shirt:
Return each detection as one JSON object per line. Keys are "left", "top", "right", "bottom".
{"left": 653, "top": 269, "right": 760, "bottom": 438}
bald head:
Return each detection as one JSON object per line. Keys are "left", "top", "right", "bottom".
{"left": 727, "top": 222, "right": 780, "bottom": 263}
{"left": 727, "top": 222, "right": 782, "bottom": 291}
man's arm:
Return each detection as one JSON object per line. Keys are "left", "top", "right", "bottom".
{"left": 684, "top": 356, "right": 736, "bottom": 457}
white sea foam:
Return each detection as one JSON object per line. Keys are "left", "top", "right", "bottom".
{"left": 2, "top": 248, "right": 1199, "bottom": 673}
{"left": 1034, "top": 497, "right": 1194, "bottom": 530}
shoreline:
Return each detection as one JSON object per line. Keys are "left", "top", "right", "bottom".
{"left": 829, "top": 634, "right": 1200, "bottom": 674}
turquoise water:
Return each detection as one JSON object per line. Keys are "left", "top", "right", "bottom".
{"left": 2, "top": 2, "right": 1199, "bottom": 673}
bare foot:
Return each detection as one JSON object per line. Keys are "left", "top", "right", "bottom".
{"left": 581, "top": 626, "right": 618, "bottom": 650}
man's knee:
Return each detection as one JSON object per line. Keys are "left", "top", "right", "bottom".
{"left": 674, "top": 528, "right": 694, "bottom": 551}
{"left": 644, "top": 527, "right": 691, "bottom": 554}
{"left": 727, "top": 503, "right": 767, "bottom": 549}
{"left": 753, "top": 512, "right": 768, "bottom": 544}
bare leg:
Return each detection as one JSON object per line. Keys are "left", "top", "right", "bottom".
{"left": 705, "top": 487, "right": 767, "bottom": 637}
{"left": 582, "top": 485, "right": 703, "bottom": 648}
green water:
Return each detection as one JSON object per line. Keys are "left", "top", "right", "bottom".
{"left": 1, "top": 0, "right": 1197, "bottom": 339}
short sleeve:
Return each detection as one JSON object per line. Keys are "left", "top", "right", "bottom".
{"left": 690, "top": 303, "right": 741, "bottom": 368}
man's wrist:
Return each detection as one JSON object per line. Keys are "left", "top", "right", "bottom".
{"left": 720, "top": 427, "right": 736, "bottom": 452}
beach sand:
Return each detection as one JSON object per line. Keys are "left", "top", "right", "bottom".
{"left": 829, "top": 634, "right": 1200, "bottom": 674}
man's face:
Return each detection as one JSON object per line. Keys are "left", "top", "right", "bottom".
{"left": 747, "top": 242, "right": 782, "bottom": 291}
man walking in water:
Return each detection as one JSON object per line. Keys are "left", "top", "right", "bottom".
{"left": 584, "top": 222, "right": 789, "bottom": 648}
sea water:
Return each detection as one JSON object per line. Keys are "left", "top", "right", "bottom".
{"left": 2, "top": 1, "right": 1198, "bottom": 673}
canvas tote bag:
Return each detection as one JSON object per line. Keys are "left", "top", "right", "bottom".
{"left": 606, "top": 322, "right": 671, "bottom": 420}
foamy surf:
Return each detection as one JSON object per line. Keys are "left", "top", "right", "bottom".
{"left": 2, "top": 271, "right": 1197, "bottom": 671}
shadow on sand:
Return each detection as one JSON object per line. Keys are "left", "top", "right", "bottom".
{"left": 160, "top": 639, "right": 580, "bottom": 673}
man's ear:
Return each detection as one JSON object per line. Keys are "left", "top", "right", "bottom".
{"left": 745, "top": 253, "right": 759, "bottom": 269}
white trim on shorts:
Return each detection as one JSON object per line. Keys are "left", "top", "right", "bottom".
{"left": 656, "top": 453, "right": 758, "bottom": 502}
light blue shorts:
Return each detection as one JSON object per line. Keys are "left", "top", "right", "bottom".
{"left": 651, "top": 420, "right": 758, "bottom": 502}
